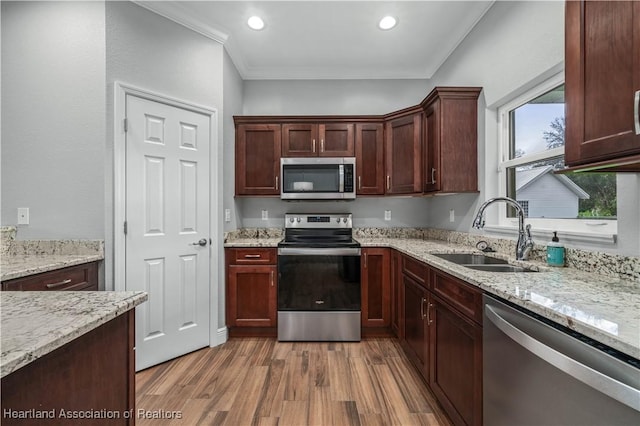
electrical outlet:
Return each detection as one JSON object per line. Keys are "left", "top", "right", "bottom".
{"left": 449, "top": 209, "right": 455, "bottom": 223}
{"left": 224, "top": 209, "right": 231, "bottom": 222}
{"left": 17, "top": 207, "right": 29, "bottom": 225}
{"left": 261, "top": 209, "right": 268, "bottom": 221}
{"left": 384, "top": 210, "right": 391, "bottom": 221}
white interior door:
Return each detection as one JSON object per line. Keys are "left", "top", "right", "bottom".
{"left": 125, "top": 94, "right": 210, "bottom": 371}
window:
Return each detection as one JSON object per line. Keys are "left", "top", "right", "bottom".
{"left": 497, "top": 73, "right": 617, "bottom": 240}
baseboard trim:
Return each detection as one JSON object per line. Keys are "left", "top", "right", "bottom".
{"left": 213, "top": 326, "right": 228, "bottom": 346}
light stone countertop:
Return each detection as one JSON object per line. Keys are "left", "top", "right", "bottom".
{"left": 0, "top": 291, "right": 147, "bottom": 378}
{"left": 223, "top": 237, "right": 283, "bottom": 248}
{"left": 0, "top": 254, "right": 104, "bottom": 281}
{"left": 225, "top": 235, "right": 640, "bottom": 360}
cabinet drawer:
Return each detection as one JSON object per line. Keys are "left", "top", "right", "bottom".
{"left": 228, "top": 248, "right": 276, "bottom": 265}
{"left": 431, "top": 270, "right": 482, "bottom": 324}
{"left": 2, "top": 262, "right": 99, "bottom": 291}
{"left": 402, "top": 255, "right": 427, "bottom": 287}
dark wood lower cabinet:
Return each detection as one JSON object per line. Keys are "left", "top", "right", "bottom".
{"left": 397, "top": 253, "right": 483, "bottom": 426}
{"left": 226, "top": 265, "right": 277, "bottom": 328}
{"left": 225, "top": 248, "right": 278, "bottom": 337}
{"left": 401, "top": 273, "right": 430, "bottom": 382}
{"left": 1, "top": 311, "right": 135, "bottom": 425}
{"left": 361, "top": 248, "right": 390, "bottom": 332}
{"left": 390, "top": 250, "right": 402, "bottom": 337}
{"left": 429, "top": 296, "right": 483, "bottom": 426}
{"left": 1, "top": 262, "right": 99, "bottom": 291}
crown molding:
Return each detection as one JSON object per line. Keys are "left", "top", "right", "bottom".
{"left": 131, "top": 1, "right": 229, "bottom": 45}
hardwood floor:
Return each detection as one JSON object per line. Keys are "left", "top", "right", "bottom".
{"left": 136, "top": 338, "right": 452, "bottom": 426}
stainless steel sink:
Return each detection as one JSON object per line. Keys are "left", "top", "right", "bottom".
{"left": 463, "top": 264, "right": 536, "bottom": 273}
{"left": 432, "top": 253, "right": 537, "bottom": 273}
{"left": 432, "top": 253, "right": 509, "bottom": 265}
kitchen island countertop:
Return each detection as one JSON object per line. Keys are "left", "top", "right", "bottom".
{"left": 225, "top": 235, "right": 640, "bottom": 360}
{"left": 0, "top": 291, "right": 147, "bottom": 377}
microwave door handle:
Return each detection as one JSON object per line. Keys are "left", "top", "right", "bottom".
{"left": 339, "top": 164, "right": 344, "bottom": 192}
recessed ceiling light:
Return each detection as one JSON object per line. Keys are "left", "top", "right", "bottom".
{"left": 378, "top": 16, "right": 397, "bottom": 30}
{"left": 247, "top": 16, "right": 265, "bottom": 31}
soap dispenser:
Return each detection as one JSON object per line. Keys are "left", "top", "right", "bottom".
{"left": 546, "top": 231, "right": 565, "bottom": 267}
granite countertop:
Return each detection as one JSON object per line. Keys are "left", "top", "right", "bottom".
{"left": 225, "top": 235, "right": 640, "bottom": 360}
{"left": 0, "top": 254, "right": 105, "bottom": 281}
{"left": 0, "top": 291, "right": 147, "bottom": 378}
{"left": 224, "top": 237, "right": 283, "bottom": 248}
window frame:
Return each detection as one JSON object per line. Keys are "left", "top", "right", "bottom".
{"left": 493, "top": 72, "right": 617, "bottom": 245}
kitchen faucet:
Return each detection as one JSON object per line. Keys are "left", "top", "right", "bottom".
{"left": 472, "top": 197, "right": 534, "bottom": 260}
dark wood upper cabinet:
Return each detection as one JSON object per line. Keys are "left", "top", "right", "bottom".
{"left": 422, "top": 88, "right": 481, "bottom": 194}
{"left": 385, "top": 112, "right": 423, "bottom": 194}
{"left": 319, "top": 123, "right": 355, "bottom": 156}
{"left": 565, "top": 0, "right": 640, "bottom": 170}
{"left": 235, "top": 86, "right": 482, "bottom": 196}
{"left": 235, "top": 123, "right": 281, "bottom": 196}
{"left": 282, "top": 123, "right": 354, "bottom": 157}
{"left": 355, "top": 122, "right": 385, "bottom": 195}
{"left": 282, "top": 123, "right": 317, "bottom": 157}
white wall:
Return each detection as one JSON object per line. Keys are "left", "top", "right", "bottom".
{"left": 223, "top": 50, "right": 243, "bottom": 233}
{"left": 243, "top": 79, "right": 430, "bottom": 116}
{"left": 1, "top": 1, "right": 106, "bottom": 239}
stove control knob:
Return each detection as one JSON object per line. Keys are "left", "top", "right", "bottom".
{"left": 289, "top": 217, "right": 294, "bottom": 223}
{"left": 335, "top": 218, "right": 340, "bottom": 223}
{"left": 296, "top": 217, "right": 301, "bottom": 223}
{"left": 342, "top": 217, "right": 348, "bottom": 223}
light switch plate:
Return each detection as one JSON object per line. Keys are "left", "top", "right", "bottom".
{"left": 17, "top": 207, "right": 29, "bottom": 225}
{"left": 384, "top": 210, "right": 391, "bottom": 221}
{"left": 224, "top": 209, "right": 231, "bottom": 222}
{"left": 261, "top": 210, "right": 268, "bottom": 220}
{"left": 449, "top": 209, "right": 455, "bottom": 223}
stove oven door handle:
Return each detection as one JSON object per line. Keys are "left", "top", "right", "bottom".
{"left": 278, "top": 247, "right": 361, "bottom": 256}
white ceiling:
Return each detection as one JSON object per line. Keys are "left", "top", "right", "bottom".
{"left": 136, "top": 1, "right": 495, "bottom": 80}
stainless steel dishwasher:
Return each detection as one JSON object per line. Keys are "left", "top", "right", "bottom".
{"left": 483, "top": 294, "right": 640, "bottom": 425}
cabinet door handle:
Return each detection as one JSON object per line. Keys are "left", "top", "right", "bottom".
{"left": 46, "top": 279, "right": 72, "bottom": 289}
{"left": 321, "top": 139, "right": 324, "bottom": 153}
{"left": 270, "top": 270, "right": 275, "bottom": 287}
{"left": 421, "top": 297, "right": 426, "bottom": 319}
{"left": 275, "top": 176, "right": 279, "bottom": 190}
{"left": 244, "top": 254, "right": 261, "bottom": 258}
{"left": 634, "top": 90, "right": 640, "bottom": 135}
{"left": 312, "top": 139, "right": 316, "bottom": 153}
{"left": 431, "top": 167, "right": 437, "bottom": 184}
{"left": 386, "top": 175, "right": 391, "bottom": 190}
{"left": 427, "top": 302, "right": 434, "bottom": 325}
{"left": 358, "top": 176, "right": 362, "bottom": 190}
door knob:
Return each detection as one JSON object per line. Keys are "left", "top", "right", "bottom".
{"left": 191, "top": 238, "right": 208, "bottom": 247}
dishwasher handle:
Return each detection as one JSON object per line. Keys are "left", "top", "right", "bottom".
{"left": 485, "top": 303, "right": 640, "bottom": 412}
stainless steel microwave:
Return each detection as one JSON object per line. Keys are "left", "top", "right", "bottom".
{"left": 280, "top": 157, "right": 356, "bottom": 200}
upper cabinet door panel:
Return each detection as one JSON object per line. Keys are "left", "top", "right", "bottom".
{"left": 355, "top": 122, "right": 385, "bottom": 195}
{"left": 565, "top": 0, "right": 640, "bottom": 166}
{"left": 319, "top": 123, "right": 355, "bottom": 157}
{"left": 282, "top": 124, "right": 318, "bottom": 157}
{"left": 385, "top": 113, "right": 422, "bottom": 195}
{"left": 235, "top": 124, "right": 281, "bottom": 196}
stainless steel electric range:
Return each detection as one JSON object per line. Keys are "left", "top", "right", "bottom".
{"left": 277, "top": 213, "right": 361, "bottom": 341}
